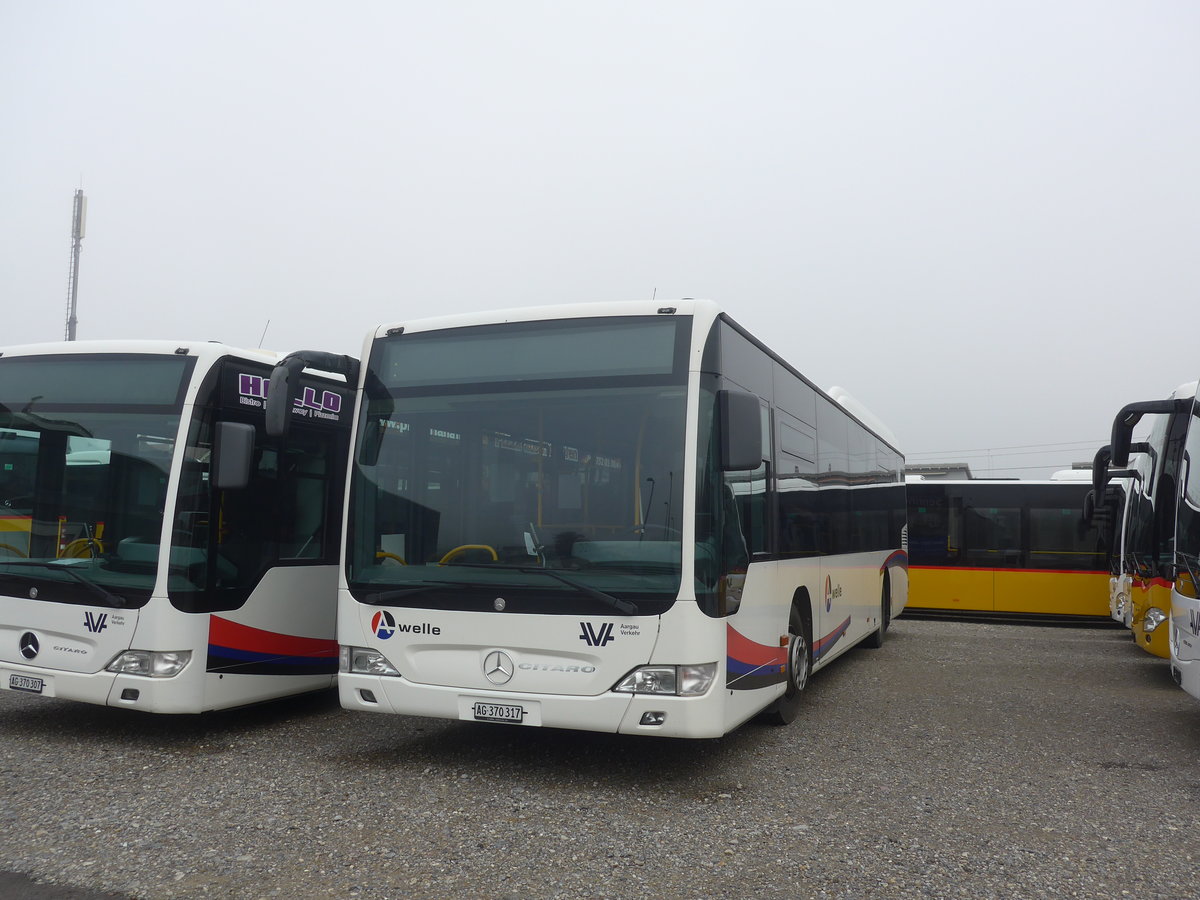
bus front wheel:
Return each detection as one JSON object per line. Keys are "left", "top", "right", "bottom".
{"left": 764, "top": 605, "right": 811, "bottom": 726}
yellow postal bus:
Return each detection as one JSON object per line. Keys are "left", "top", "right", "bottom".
{"left": 908, "top": 479, "right": 1108, "bottom": 622}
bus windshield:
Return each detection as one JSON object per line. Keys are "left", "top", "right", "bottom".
{"left": 0, "top": 355, "right": 191, "bottom": 608}
{"left": 348, "top": 318, "right": 690, "bottom": 616}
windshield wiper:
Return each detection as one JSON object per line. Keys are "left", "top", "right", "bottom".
{"left": 1177, "top": 552, "right": 1200, "bottom": 597}
{"left": 440, "top": 562, "right": 638, "bottom": 615}
{"left": 525, "top": 566, "right": 638, "bottom": 615}
{"left": 0, "top": 560, "right": 128, "bottom": 608}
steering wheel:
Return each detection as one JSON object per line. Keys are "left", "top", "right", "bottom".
{"left": 60, "top": 538, "right": 104, "bottom": 559}
{"left": 0, "top": 542, "right": 27, "bottom": 558}
{"left": 438, "top": 544, "right": 499, "bottom": 565}
{"left": 376, "top": 551, "right": 407, "bottom": 566}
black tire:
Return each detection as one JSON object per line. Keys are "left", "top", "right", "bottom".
{"left": 864, "top": 577, "right": 890, "bottom": 650}
{"left": 763, "top": 605, "right": 812, "bottom": 726}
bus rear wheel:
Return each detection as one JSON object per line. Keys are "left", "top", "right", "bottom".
{"left": 864, "top": 577, "right": 891, "bottom": 649}
{"left": 764, "top": 606, "right": 811, "bottom": 726}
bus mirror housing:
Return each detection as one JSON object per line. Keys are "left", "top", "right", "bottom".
{"left": 1089, "top": 445, "right": 1112, "bottom": 514}
{"left": 719, "top": 390, "right": 762, "bottom": 472}
{"left": 213, "top": 422, "right": 256, "bottom": 490}
{"left": 1110, "top": 400, "right": 1176, "bottom": 467}
{"left": 265, "top": 356, "right": 306, "bottom": 439}
{"left": 265, "top": 350, "right": 360, "bottom": 439}
{"left": 357, "top": 371, "right": 394, "bottom": 467}
{"left": 1111, "top": 419, "right": 1135, "bottom": 469}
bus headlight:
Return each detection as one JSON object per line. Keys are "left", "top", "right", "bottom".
{"left": 1144, "top": 608, "right": 1168, "bottom": 633}
{"left": 340, "top": 645, "right": 400, "bottom": 676}
{"left": 613, "top": 663, "right": 716, "bottom": 696}
{"left": 105, "top": 650, "right": 192, "bottom": 678}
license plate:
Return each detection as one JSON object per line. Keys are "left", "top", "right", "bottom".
{"left": 9, "top": 674, "right": 44, "bottom": 694}
{"left": 472, "top": 702, "right": 524, "bottom": 723}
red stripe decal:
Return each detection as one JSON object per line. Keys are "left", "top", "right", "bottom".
{"left": 727, "top": 625, "right": 787, "bottom": 668}
{"left": 209, "top": 616, "right": 337, "bottom": 659}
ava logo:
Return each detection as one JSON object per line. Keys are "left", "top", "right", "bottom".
{"left": 371, "top": 610, "right": 396, "bottom": 640}
{"left": 1190, "top": 608, "right": 1200, "bottom": 637}
{"left": 83, "top": 612, "right": 108, "bottom": 633}
{"left": 579, "top": 622, "right": 615, "bottom": 647}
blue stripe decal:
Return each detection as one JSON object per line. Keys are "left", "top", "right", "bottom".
{"left": 208, "top": 645, "right": 335, "bottom": 667}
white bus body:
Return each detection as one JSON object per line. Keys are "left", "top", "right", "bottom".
{"left": 274, "top": 300, "right": 907, "bottom": 738}
{"left": 0, "top": 341, "right": 352, "bottom": 712}
{"left": 1166, "top": 384, "right": 1200, "bottom": 700}
{"left": 1108, "top": 476, "right": 1135, "bottom": 626}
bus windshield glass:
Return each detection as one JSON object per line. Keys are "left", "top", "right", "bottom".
{"left": 348, "top": 317, "right": 690, "bottom": 615}
{"left": 0, "top": 354, "right": 192, "bottom": 608}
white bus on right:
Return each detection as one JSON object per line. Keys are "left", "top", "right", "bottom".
{"left": 1169, "top": 385, "right": 1200, "bottom": 700}
{"left": 1100, "top": 379, "right": 1200, "bottom": 696}
{"left": 1098, "top": 382, "right": 1195, "bottom": 661}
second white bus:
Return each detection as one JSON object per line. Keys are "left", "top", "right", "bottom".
{"left": 270, "top": 300, "right": 907, "bottom": 738}
{"left": 0, "top": 340, "right": 352, "bottom": 712}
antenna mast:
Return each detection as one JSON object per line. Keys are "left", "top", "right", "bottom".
{"left": 65, "top": 189, "right": 86, "bottom": 341}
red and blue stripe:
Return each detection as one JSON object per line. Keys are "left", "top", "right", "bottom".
{"left": 207, "top": 617, "right": 338, "bottom": 675}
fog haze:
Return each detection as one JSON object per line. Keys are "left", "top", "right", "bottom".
{"left": 3, "top": 1, "right": 1197, "bottom": 477}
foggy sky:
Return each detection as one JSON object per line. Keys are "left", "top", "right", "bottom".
{"left": 2, "top": 1, "right": 1197, "bottom": 477}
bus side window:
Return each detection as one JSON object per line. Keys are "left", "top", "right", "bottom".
{"left": 727, "top": 463, "right": 768, "bottom": 557}
{"left": 1177, "top": 413, "right": 1200, "bottom": 568}
{"left": 278, "top": 433, "right": 334, "bottom": 560}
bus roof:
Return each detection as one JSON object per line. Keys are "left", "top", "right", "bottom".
{"left": 365, "top": 300, "right": 902, "bottom": 455}
{"left": 0, "top": 339, "right": 283, "bottom": 367}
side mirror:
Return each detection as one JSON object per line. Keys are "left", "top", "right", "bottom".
{"left": 719, "top": 390, "right": 762, "bottom": 472}
{"left": 265, "top": 350, "right": 360, "bottom": 439}
{"left": 265, "top": 357, "right": 306, "bottom": 439}
{"left": 357, "top": 371, "right": 394, "bottom": 467}
{"left": 213, "top": 422, "right": 256, "bottom": 490}
{"left": 1111, "top": 399, "right": 1177, "bottom": 467}
{"left": 1089, "top": 446, "right": 1111, "bottom": 514}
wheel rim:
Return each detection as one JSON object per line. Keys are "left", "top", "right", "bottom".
{"left": 789, "top": 630, "right": 809, "bottom": 692}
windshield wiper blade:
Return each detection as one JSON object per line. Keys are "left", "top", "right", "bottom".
{"left": 499, "top": 566, "right": 638, "bottom": 615}
{"left": 1177, "top": 552, "right": 1200, "bottom": 596}
{"left": 525, "top": 567, "right": 638, "bottom": 615}
{"left": 430, "top": 562, "right": 639, "bottom": 614}
{"left": 0, "top": 560, "right": 127, "bottom": 608}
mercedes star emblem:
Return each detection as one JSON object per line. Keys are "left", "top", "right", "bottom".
{"left": 19, "top": 632, "right": 39, "bottom": 660}
{"left": 483, "top": 650, "right": 514, "bottom": 685}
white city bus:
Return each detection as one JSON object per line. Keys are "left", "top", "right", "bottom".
{"left": 0, "top": 340, "right": 352, "bottom": 712}
{"left": 269, "top": 301, "right": 907, "bottom": 738}
{"left": 1106, "top": 473, "right": 1137, "bottom": 627}
{"left": 1137, "top": 383, "right": 1200, "bottom": 701}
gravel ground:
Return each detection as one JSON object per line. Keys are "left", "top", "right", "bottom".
{"left": 1, "top": 617, "right": 1197, "bottom": 900}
